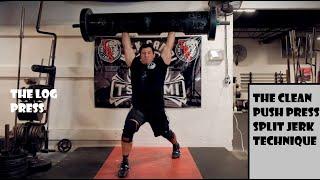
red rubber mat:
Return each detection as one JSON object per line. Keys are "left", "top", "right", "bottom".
{"left": 94, "top": 146, "right": 203, "bottom": 179}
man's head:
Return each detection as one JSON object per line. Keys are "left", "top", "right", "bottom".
{"left": 139, "top": 43, "right": 155, "bottom": 64}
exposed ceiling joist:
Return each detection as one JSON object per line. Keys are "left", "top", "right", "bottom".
{"left": 234, "top": 10, "right": 320, "bottom": 43}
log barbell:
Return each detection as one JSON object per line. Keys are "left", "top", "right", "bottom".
{"left": 73, "top": 4, "right": 229, "bottom": 42}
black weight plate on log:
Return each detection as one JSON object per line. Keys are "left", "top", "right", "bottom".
{"left": 77, "top": 7, "right": 219, "bottom": 41}
{"left": 80, "top": 8, "right": 94, "bottom": 42}
{"left": 208, "top": 7, "right": 217, "bottom": 40}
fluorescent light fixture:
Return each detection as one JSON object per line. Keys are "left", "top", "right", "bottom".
{"left": 317, "top": 36, "right": 320, "bottom": 40}
{"left": 234, "top": 9, "right": 256, "bottom": 13}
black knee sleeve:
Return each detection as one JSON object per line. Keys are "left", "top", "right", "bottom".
{"left": 161, "top": 130, "right": 175, "bottom": 141}
{"left": 121, "top": 119, "right": 139, "bottom": 143}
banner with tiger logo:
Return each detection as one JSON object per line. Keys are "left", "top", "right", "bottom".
{"left": 94, "top": 36, "right": 201, "bottom": 108}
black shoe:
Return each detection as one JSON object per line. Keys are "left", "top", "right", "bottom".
{"left": 118, "top": 162, "right": 129, "bottom": 178}
{"left": 172, "top": 144, "right": 181, "bottom": 159}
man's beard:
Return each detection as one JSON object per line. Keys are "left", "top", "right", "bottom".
{"left": 141, "top": 58, "right": 154, "bottom": 65}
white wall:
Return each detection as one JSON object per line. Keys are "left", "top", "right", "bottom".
{"left": 233, "top": 38, "right": 319, "bottom": 100}
{"left": 241, "top": 1, "right": 320, "bottom": 9}
{"left": 234, "top": 1, "right": 320, "bottom": 101}
{"left": 233, "top": 39, "right": 288, "bottom": 100}
{"left": 234, "top": 38, "right": 289, "bottom": 74}
{"left": 0, "top": 1, "right": 234, "bottom": 149}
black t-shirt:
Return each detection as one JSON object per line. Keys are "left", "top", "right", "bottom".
{"left": 130, "top": 56, "right": 168, "bottom": 111}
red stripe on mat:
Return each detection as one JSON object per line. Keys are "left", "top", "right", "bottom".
{"left": 94, "top": 146, "right": 203, "bottom": 179}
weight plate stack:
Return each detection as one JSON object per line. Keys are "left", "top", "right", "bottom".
{"left": 0, "top": 152, "right": 28, "bottom": 179}
{"left": 27, "top": 156, "right": 52, "bottom": 174}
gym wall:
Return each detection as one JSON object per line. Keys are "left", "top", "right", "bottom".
{"left": 241, "top": 1, "right": 320, "bottom": 9}
{"left": 0, "top": 1, "right": 234, "bottom": 149}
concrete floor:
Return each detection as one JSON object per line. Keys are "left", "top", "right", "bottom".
{"left": 30, "top": 146, "right": 248, "bottom": 179}
{"left": 1, "top": 112, "right": 249, "bottom": 179}
{"left": 233, "top": 112, "right": 248, "bottom": 152}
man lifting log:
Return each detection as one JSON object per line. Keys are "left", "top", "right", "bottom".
{"left": 118, "top": 32, "right": 181, "bottom": 178}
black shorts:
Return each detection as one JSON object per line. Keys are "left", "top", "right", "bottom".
{"left": 125, "top": 107, "right": 170, "bottom": 137}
